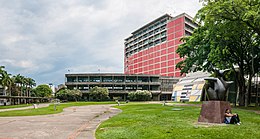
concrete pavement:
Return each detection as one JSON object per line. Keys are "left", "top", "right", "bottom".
{"left": 0, "top": 103, "right": 50, "bottom": 112}
{"left": 0, "top": 104, "right": 121, "bottom": 139}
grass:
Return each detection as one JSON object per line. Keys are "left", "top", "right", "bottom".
{"left": 0, "top": 104, "right": 32, "bottom": 109}
{"left": 0, "top": 101, "right": 115, "bottom": 117}
{"left": 235, "top": 106, "right": 260, "bottom": 111}
{"left": 96, "top": 104, "right": 260, "bottom": 139}
{"left": 167, "top": 101, "right": 202, "bottom": 105}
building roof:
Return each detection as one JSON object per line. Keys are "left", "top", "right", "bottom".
{"left": 65, "top": 73, "right": 160, "bottom": 77}
{"left": 125, "top": 13, "right": 195, "bottom": 40}
{"left": 131, "top": 14, "right": 172, "bottom": 35}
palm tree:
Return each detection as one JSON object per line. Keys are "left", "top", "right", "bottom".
{"left": 1, "top": 71, "right": 13, "bottom": 96}
{"left": 14, "top": 74, "right": 26, "bottom": 96}
{"left": 0, "top": 66, "right": 6, "bottom": 84}
{"left": 24, "top": 77, "right": 36, "bottom": 97}
{"left": 0, "top": 66, "right": 13, "bottom": 96}
{"left": 28, "top": 78, "right": 36, "bottom": 97}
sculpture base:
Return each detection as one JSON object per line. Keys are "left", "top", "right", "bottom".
{"left": 198, "top": 101, "right": 231, "bottom": 123}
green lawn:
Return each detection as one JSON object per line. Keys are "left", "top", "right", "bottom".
{"left": 0, "top": 101, "right": 115, "bottom": 117}
{"left": 96, "top": 104, "right": 260, "bottom": 139}
{"left": 0, "top": 104, "right": 32, "bottom": 109}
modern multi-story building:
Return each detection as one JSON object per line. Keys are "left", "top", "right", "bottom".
{"left": 65, "top": 73, "right": 179, "bottom": 100}
{"left": 124, "top": 13, "right": 198, "bottom": 77}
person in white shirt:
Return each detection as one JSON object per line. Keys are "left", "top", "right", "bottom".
{"left": 224, "top": 109, "right": 241, "bottom": 125}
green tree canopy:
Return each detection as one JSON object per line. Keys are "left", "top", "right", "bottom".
{"left": 34, "top": 84, "right": 52, "bottom": 97}
{"left": 89, "top": 86, "right": 109, "bottom": 101}
{"left": 176, "top": 0, "right": 260, "bottom": 106}
{"left": 56, "top": 89, "right": 83, "bottom": 101}
{"left": 0, "top": 65, "right": 36, "bottom": 97}
{"left": 128, "top": 90, "right": 152, "bottom": 101}
{"left": 56, "top": 88, "right": 69, "bottom": 101}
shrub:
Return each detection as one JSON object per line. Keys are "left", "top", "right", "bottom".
{"left": 128, "top": 90, "right": 152, "bottom": 101}
{"left": 56, "top": 89, "right": 82, "bottom": 101}
{"left": 89, "top": 86, "right": 109, "bottom": 101}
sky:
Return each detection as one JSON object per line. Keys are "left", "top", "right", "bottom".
{"left": 0, "top": 0, "right": 202, "bottom": 86}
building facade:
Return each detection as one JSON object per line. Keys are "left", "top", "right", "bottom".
{"left": 65, "top": 73, "right": 179, "bottom": 100}
{"left": 124, "top": 13, "right": 198, "bottom": 77}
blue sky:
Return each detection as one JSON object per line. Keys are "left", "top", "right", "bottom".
{"left": 0, "top": 0, "right": 202, "bottom": 86}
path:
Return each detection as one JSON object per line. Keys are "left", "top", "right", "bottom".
{"left": 0, "top": 104, "right": 121, "bottom": 139}
{"left": 0, "top": 103, "right": 50, "bottom": 112}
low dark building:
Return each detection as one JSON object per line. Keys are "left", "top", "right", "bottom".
{"left": 65, "top": 73, "right": 179, "bottom": 101}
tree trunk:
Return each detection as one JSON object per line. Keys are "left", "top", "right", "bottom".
{"left": 239, "top": 85, "right": 246, "bottom": 106}
{"left": 235, "top": 69, "right": 246, "bottom": 106}
{"left": 256, "top": 75, "right": 259, "bottom": 107}
{"left": 245, "top": 75, "right": 253, "bottom": 107}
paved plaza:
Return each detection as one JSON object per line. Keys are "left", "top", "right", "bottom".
{"left": 0, "top": 105, "right": 121, "bottom": 139}
{"left": 0, "top": 103, "right": 50, "bottom": 112}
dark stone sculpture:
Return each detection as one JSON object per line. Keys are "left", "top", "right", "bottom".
{"left": 202, "top": 70, "right": 233, "bottom": 101}
{"left": 198, "top": 69, "right": 233, "bottom": 123}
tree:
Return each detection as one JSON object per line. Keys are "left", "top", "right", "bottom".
{"left": 56, "top": 89, "right": 82, "bottom": 101}
{"left": 14, "top": 74, "right": 25, "bottom": 96}
{"left": 89, "top": 86, "right": 109, "bottom": 101}
{"left": 176, "top": 0, "right": 260, "bottom": 106}
{"left": 128, "top": 90, "right": 152, "bottom": 101}
{"left": 0, "top": 66, "right": 5, "bottom": 82}
{"left": 34, "top": 84, "right": 52, "bottom": 97}
{"left": 0, "top": 66, "right": 14, "bottom": 96}
{"left": 198, "top": 0, "right": 260, "bottom": 36}
{"left": 56, "top": 89, "right": 69, "bottom": 101}
{"left": 68, "top": 89, "right": 82, "bottom": 101}
{"left": 24, "top": 77, "right": 36, "bottom": 97}
{"left": 1, "top": 71, "right": 13, "bottom": 96}
{"left": 0, "top": 66, "right": 36, "bottom": 98}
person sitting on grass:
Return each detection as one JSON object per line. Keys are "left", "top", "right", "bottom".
{"left": 224, "top": 109, "right": 241, "bottom": 125}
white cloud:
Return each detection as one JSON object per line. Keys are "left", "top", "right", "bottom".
{"left": 0, "top": 0, "right": 202, "bottom": 85}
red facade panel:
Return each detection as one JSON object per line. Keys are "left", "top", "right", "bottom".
{"left": 174, "top": 17, "right": 183, "bottom": 25}
{"left": 144, "top": 61, "right": 148, "bottom": 66}
{"left": 155, "top": 57, "right": 160, "bottom": 63}
{"left": 161, "top": 43, "right": 167, "bottom": 49}
{"left": 168, "top": 60, "right": 174, "bottom": 66}
{"left": 155, "top": 69, "right": 160, "bottom": 74}
{"left": 175, "top": 72, "right": 181, "bottom": 77}
{"left": 161, "top": 56, "right": 167, "bottom": 61}
{"left": 161, "top": 49, "right": 167, "bottom": 55}
{"left": 167, "top": 40, "right": 174, "bottom": 47}
{"left": 161, "top": 74, "right": 168, "bottom": 76}
{"left": 167, "top": 20, "right": 175, "bottom": 28}
{"left": 168, "top": 47, "right": 175, "bottom": 53}
{"left": 175, "top": 25, "right": 182, "bottom": 31}
{"left": 168, "top": 67, "right": 174, "bottom": 72}
{"left": 144, "top": 66, "right": 149, "bottom": 71}
{"left": 175, "top": 39, "right": 181, "bottom": 45}
{"left": 148, "top": 59, "right": 153, "bottom": 64}
{"left": 161, "top": 68, "right": 167, "bottom": 73}
{"left": 175, "top": 31, "right": 183, "bottom": 38}
{"left": 155, "top": 63, "right": 160, "bottom": 69}
{"left": 167, "top": 28, "right": 175, "bottom": 34}
{"left": 161, "top": 62, "right": 167, "bottom": 67}
{"left": 168, "top": 34, "right": 175, "bottom": 41}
